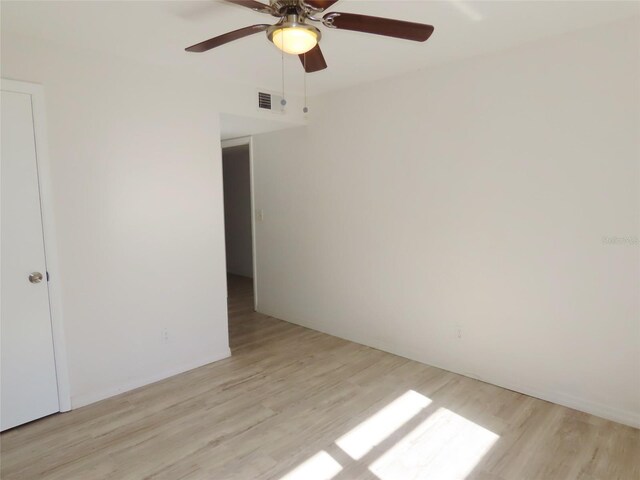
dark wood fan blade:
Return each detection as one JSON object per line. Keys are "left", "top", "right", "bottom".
{"left": 186, "top": 24, "right": 270, "bottom": 52}
{"left": 223, "top": 0, "right": 273, "bottom": 14}
{"left": 323, "top": 12, "right": 434, "bottom": 42}
{"left": 299, "top": 45, "right": 327, "bottom": 73}
{"left": 303, "top": 0, "right": 339, "bottom": 10}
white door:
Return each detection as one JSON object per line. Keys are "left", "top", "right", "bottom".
{"left": 1, "top": 89, "right": 60, "bottom": 431}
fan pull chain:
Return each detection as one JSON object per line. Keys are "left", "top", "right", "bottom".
{"left": 303, "top": 53, "right": 309, "bottom": 114}
{"left": 280, "top": 29, "right": 287, "bottom": 110}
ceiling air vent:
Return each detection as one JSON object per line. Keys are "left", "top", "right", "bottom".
{"left": 258, "top": 92, "right": 271, "bottom": 110}
{"left": 257, "top": 90, "right": 285, "bottom": 113}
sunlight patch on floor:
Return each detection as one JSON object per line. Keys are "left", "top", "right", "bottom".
{"left": 369, "top": 407, "right": 499, "bottom": 480}
{"left": 279, "top": 450, "right": 342, "bottom": 480}
{"left": 336, "top": 390, "right": 432, "bottom": 460}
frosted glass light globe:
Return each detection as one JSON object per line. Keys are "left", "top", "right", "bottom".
{"left": 272, "top": 27, "right": 318, "bottom": 55}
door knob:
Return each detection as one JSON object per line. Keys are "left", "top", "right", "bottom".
{"left": 29, "top": 272, "right": 43, "bottom": 284}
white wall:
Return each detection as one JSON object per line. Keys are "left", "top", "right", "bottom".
{"left": 0, "top": 33, "right": 302, "bottom": 407}
{"left": 253, "top": 17, "right": 640, "bottom": 427}
{"left": 223, "top": 146, "right": 253, "bottom": 278}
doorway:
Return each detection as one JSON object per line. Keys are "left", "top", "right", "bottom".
{"left": 221, "top": 138, "right": 257, "bottom": 314}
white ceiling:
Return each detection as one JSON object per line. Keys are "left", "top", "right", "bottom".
{"left": 2, "top": 1, "right": 638, "bottom": 95}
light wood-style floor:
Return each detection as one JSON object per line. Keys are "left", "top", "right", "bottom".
{"left": 1, "top": 274, "right": 638, "bottom": 480}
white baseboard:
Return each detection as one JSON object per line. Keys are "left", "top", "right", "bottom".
{"left": 406, "top": 355, "right": 640, "bottom": 428}
{"left": 70, "top": 348, "right": 231, "bottom": 409}
{"left": 259, "top": 307, "right": 640, "bottom": 429}
{"left": 479, "top": 376, "right": 640, "bottom": 429}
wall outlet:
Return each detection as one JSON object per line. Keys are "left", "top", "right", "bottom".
{"left": 161, "top": 328, "right": 169, "bottom": 344}
{"left": 455, "top": 325, "right": 463, "bottom": 340}
{"left": 256, "top": 209, "right": 264, "bottom": 222}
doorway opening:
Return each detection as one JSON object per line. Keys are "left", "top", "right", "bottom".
{"left": 221, "top": 139, "right": 257, "bottom": 328}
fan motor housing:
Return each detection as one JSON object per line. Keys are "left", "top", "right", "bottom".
{"left": 267, "top": 15, "right": 322, "bottom": 44}
{"left": 270, "top": 0, "right": 303, "bottom": 16}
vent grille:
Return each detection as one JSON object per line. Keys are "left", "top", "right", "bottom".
{"left": 258, "top": 92, "right": 272, "bottom": 110}
{"left": 257, "top": 90, "right": 285, "bottom": 113}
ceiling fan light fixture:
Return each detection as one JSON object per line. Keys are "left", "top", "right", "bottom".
{"left": 268, "top": 20, "right": 321, "bottom": 55}
{"left": 186, "top": 0, "right": 436, "bottom": 75}
{"left": 272, "top": 27, "right": 317, "bottom": 54}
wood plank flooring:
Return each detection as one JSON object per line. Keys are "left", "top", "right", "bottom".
{"left": 1, "top": 274, "right": 638, "bottom": 479}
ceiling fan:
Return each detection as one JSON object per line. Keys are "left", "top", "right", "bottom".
{"left": 185, "top": 0, "right": 435, "bottom": 73}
